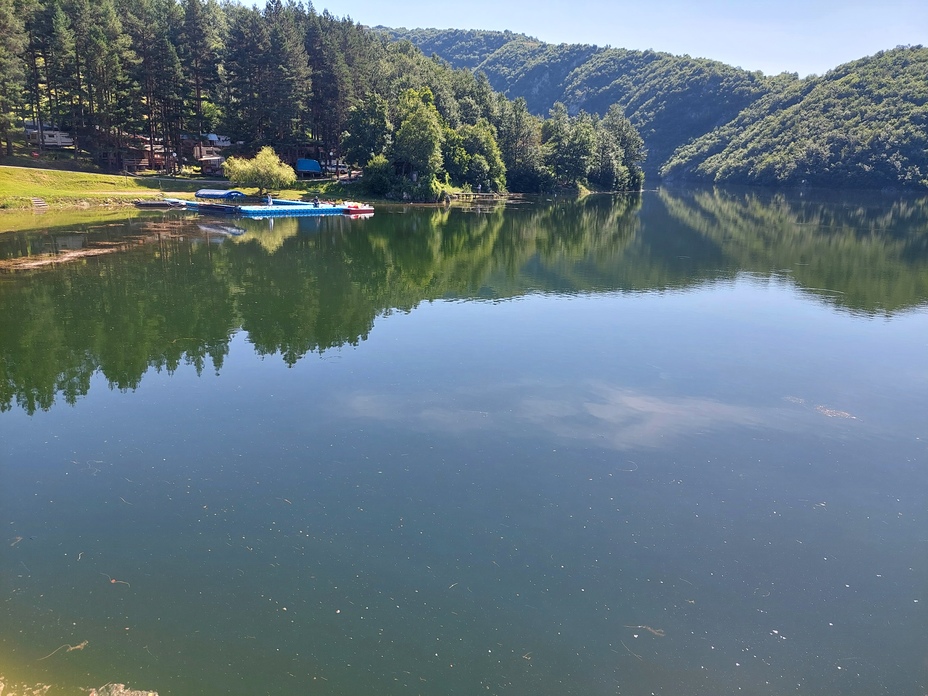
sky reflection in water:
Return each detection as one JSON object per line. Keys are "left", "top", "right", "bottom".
{"left": 2, "top": 192, "right": 927, "bottom": 696}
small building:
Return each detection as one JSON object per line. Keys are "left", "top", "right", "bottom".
{"left": 198, "top": 156, "right": 225, "bottom": 176}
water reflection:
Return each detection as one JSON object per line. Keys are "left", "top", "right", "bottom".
{"left": 2, "top": 189, "right": 928, "bottom": 696}
{"left": 1, "top": 188, "right": 927, "bottom": 416}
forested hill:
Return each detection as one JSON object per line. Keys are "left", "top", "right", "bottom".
{"left": 377, "top": 28, "right": 786, "bottom": 175}
{"left": 661, "top": 48, "right": 928, "bottom": 189}
{"left": 380, "top": 28, "right": 928, "bottom": 190}
{"left": 377, "top": 27, "right": 526, "bottom": 71}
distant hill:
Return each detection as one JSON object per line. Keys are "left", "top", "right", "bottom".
{"left": 660, "top": 48, "right": 928, "bottom": 189}
{"left": 379, "top": 28, "right": 928, "bottom": 190}
{"left": 378, "top": 28, "right": 780, "bottom": 176}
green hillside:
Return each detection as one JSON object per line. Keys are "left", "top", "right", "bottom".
{"left": 375, "top": 27, "right": 526, "bottom": 70}
{"left": 379, "top": 28, "right": 783, "bottom": 176}
{"left": 661, "top": 47, "right": 928, "bottom": 189}
{"left": 381, "top": 29, "right": 928, "bottom": 191}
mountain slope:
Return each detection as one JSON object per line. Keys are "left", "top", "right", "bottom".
{"left": 381, "top": 28, "right": 928, "bottom": 190}
{"left": 661, "top": 47, "right": 928, "bottom": 189}
{"left": 380, "top": 28, "right": 780, "bottom": 176}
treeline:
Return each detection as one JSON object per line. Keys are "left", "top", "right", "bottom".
{"left": 0, "top": 0, "right": 645, "bottom": 197}
{"left": 385, "top": 28, "right": 928, "bottom": 191}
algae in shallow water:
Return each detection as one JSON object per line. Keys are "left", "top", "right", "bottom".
{"left": 0, "top": 678, "right": 158, "bottom": 696}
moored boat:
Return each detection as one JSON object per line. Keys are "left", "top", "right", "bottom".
{"left": 343, "top": 201, "right": 375, "bottom": 215}
{"left": 134, "top": 199, "right": 185, "bottom": 208}
{"left": 194, "top": 189, "right": 247, "bottom": 201}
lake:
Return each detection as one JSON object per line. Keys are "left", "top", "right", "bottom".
{"left": 1, "top": 188, "right": 927, "bottom": 696}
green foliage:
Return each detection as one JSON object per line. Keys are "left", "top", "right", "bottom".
{"left": 341, "top": 94, "right": 392, "bottom": 167}
{"left": 448, "top": 119, "right": 506, "bottom": 191}
{"left": 386, "top": 28, "right": 776, "bottom": 178}
{"left": 375, "top": 27, "right": 525, "bottom": 71}
{"left": 362, "top": 153, "right": 395, "bottom": 195}
{"left": 0, "top": 0, "right": 26, "bottom": 155}
{"left": 661, "top": 47, "right": 928, "bottom": 190}
{"left": 223, "top": 146, "right": 296, "bottom": 194}
{"left": 493, "top": 95, "right": 551, "bottom": 191}
{"left": 391, "top": 88, "right": 444, "bottom": 179}
{"left": 542, "top": 104, "right": 597, "bottom": 186}
{"left": 388, "top": 27, "right": 928, "bottom": 191}
{"left": 9, "top": 1, "right": 648, "bottom": 194}
{"left": 177, "top": 0, "right": 225, "bottom": 136}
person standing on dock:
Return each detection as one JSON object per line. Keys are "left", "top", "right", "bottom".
{"left": 266, "top": 193, "right": 273, "bottom": 206}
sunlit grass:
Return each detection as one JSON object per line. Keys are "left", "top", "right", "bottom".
{"left": 0, "top": 165, "right": 367, "bottom": 210}
{"left": 0, "top": 166, "right": 206, "bottom": 208}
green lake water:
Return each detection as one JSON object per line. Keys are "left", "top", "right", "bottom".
{"left": 1, "top": 188, "right": 926, "bottom": 695}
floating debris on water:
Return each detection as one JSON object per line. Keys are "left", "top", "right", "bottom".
{"left": 89, "top": 685, "right": 159, "bottom": 696}
{"left": 815, "top": 405, "right": 856, "bottom": 419}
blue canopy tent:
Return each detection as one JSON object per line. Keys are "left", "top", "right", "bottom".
{"left": 296, "top": 159, "right": 323, "bottom": 178}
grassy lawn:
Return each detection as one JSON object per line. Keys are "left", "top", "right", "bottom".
{"left": 0, "top": 164, "right": 364, "bottom": 210}
{"left": 0, "top": 165, "right": 199, "bottom": 207}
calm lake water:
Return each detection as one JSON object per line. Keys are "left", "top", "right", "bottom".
{"left": 1, "top": 188, "right": 927, "bottom": 696}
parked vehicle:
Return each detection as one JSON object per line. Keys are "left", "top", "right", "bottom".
{"left": 26, "top": 129, "right": 74, "bottom": 147}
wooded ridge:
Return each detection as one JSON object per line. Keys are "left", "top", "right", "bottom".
{"left": 381, "top": 28, "right": 928, "bottom": 190}
{"left": 0, "top": 0, "right": 645, "bottom": 199}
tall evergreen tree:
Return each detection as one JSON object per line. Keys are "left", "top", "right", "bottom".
{"left": 0, "top": 0, "right": 27, "bottom": 156}
{"left": 121, "top": 0, "right": 182, "bottom": 167}
{"left": 263, "top": 0, "right": 311, "bottom": 144}
{"left": 62, "top": 0, "right": 93, "bottom": 138}
{"left": 305, "top": 9, "right": 349, "bottom": 158}
{"left": 177, "top": 0, "right": 224, "bottom": 138}
{"left": 45, "top": 0, "right": 77, "bottom": 133}
{"left": 224, "top": 4, "right": 273, "bottom": 142}
{"left": 81, "top": 0, "right": 136, "bottom": 156}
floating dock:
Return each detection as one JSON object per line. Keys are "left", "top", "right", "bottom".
{"left": 162, "top": 197, "right": 373, "bottom": 218}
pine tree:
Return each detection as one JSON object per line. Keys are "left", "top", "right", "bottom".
{"left": 177, "top": 0, "right": 224, "bottom": 138}
{"left": 264, "top": 0, "right": 311, "bottom": 145}
{"left": 0, "top": 0, "right": 27, "bottom": 155}
{"left": 224, "top": 4, "right": 273, "bottom": 142}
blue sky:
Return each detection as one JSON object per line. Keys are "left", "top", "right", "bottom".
{"left": 294, "top": 0, "right": 927, "bottom": 77}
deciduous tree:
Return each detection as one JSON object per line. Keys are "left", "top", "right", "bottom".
{"left": 223, "top": 145, "right": 296, "bottom": 195}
